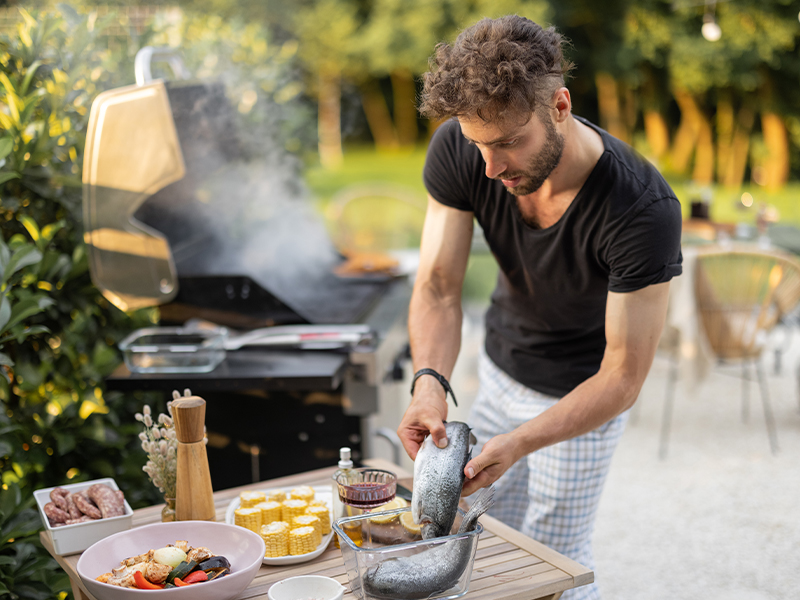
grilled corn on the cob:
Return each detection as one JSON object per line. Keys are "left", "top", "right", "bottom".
{"left": 281, "top": 499, "right": 308, "bottom": 523}
{"left": 261, "top": 521, "right": 290, "bottom": 558}
{"left": 239, "top": 490, "right": 266, "bottom": 508}
{"left": 290, "top": 486, "right": 315, "bottom": 503}
{"left": 234, "top": 507, "right": 262, "bottom": 533}
{"left": 305, "top": 505, "right": 331, "bottom": 534}
{"left": 267, "top": 489, "right": 287, "bottom": 503}
{"left": 293, "top": 515, "right": 322, "bottom": 546}
{"left": 255, "top": 500, "right": 282, "bottom": 525}
{"left": 288, "top": 525, "right": 317, "bottom": 555}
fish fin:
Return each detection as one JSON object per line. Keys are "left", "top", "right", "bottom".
{"left": 469, "top": 431, "right": 477, "bottom": 445}
{"left": 458, "top": 486, "right": 495, "bottom": 533}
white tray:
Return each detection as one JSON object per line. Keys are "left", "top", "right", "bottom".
{"left": 225, "top": 485, "right": 334, "bottom": 565}
{"left": 34, "top": 478, "right": 133, "bottom": 556}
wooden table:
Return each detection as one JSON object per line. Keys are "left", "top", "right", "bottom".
{"left": 42, "top": 459, "right": 592, "bottom": 600}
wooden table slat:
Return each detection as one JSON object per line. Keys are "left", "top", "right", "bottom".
{"left": 40, "top": 459, "right": 591, "bottom": 600}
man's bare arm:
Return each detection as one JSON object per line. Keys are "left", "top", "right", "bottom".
{"left": 462, "top": 281, "right": 671, "bottom": 494}
{"left": 397, "top": 195, "right": 474, "bottom": 459}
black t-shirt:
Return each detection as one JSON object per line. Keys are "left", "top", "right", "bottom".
{"left": 423, "top": 117, "right": 683, "bottom": 397}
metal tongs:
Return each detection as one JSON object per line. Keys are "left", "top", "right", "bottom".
{"left": 223, "top": 324, "right": 376, "bottom": 351}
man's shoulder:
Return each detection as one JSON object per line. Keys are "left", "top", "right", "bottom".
{"left": 576, "top": 116, "right": 675, "bottom": 199}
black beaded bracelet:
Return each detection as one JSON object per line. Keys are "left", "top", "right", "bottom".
{"left": 410, "top": 368, "right": 458, "bottom": 407}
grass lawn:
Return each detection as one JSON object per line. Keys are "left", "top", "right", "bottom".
{"left": 303, "top": 145, "right": 800, "bottom": 301}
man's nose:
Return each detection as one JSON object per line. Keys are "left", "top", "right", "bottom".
{"left": 482, "top": 149, "right": 506, "bottom": 179}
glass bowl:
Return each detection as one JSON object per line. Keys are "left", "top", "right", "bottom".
{"left": 333, "top": 507, "right": 482, "bottom": 600}
{"left": 119, "top": 326, "right": 227, "bottom": 373}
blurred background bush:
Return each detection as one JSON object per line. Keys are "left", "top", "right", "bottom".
{"left": 1, "top": 1, "right": 799, "bottom": 598}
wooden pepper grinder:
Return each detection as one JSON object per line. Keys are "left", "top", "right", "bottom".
{"left": 172, "top": 394, "right": 216, "bottom": 521}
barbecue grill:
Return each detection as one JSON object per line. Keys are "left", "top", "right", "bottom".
{"left": 84, "top": 48, "right": 412, "bottom": 488}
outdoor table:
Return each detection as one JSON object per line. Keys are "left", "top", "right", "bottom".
{"left": 41, "top": 458, "right": 592, "bottom": 600}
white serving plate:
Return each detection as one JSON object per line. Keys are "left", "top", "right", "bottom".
{"left": 34, "top": 477, "right": 134, "bottom": 556}
{"left": 225, "top": 485, "right": 334, "bottom": 565}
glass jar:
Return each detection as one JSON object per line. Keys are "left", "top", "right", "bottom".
{"left": 161, "top": 496, "right": 176, "bottom": 522}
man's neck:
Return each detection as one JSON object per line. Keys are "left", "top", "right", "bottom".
{"left": 515, "top": 116, "right": 604, "bottom": 228}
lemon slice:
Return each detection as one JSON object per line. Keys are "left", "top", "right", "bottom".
{"left": 399, "top": 510, "right": 423, "bottom": 535}
{"left": 368, "top": 497, "right": 409, "bottom": 524}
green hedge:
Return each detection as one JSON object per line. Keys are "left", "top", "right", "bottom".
{"left": 0, "top": 7, "right": 164, "bottom": 599}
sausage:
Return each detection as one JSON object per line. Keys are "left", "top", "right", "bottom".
{"left": 50, "top": 488, "right": 70, "bottom": 512}
{"left": 65, "top": 493, "right": 82, "bottom": 520}
{"left": 73, "top": 491, "right": 102, "bottom": 519}
{"left": 87, "top": 484, "right": 125, "bottom": 518}
{"left": 43, "top": 501, "right": 69, "bottom": 525}
{"left": 64, "top": 515, "right": 94, "bottom": 525}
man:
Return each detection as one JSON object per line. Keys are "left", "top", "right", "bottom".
{"left": 397, "top": 15, "right": 682, "bottom": 600}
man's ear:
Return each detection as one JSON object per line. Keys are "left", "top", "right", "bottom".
{"left": 552, "top": 87, "right": 571, "bottom": 122}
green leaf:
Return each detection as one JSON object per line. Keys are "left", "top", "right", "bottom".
{"left": 0, "top": 556, "right": 15, "bottom": 566}
{"left": 0, "top": 297, "right": 10, "bottom": 332}
{"left": 0, "top": 172, "right": 21, "bottom": 186}
{"left": 40, "top": 221, "right": 64, "bottom": 244}
{"left": 5, "top": 296, "right": 55, "bottom": 331}
{"left": 0, "top": 324, "right": 50, "bottom": 346}
{"left": 1, "top": 245, "right": 42, "bottom": 285}
{"left": 20, "top": 60, "right": 41, "bottom": 96}
{"left": 0, "top": 137, "right": 13, "bottom": 160}
{"left": 18, "top": 216, "right": 40, "bottom": 244}
{"left": 0, "top": 440, "right": 12, "bottom": 457}
{"left": 0, "top": 353, "right": 13, "bottom": 369}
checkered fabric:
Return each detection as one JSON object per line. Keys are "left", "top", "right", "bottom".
{"left": 468, "top": 347, "right": 629, "bottom": 600}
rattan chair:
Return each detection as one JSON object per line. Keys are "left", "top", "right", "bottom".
{"left": 659, "top": 246, "right": 800, "bottom": 457}
{"left": 326, "top": 182, "right": 427, "bottom": 254}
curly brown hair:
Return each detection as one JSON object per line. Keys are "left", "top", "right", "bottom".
{"left": 419, "top": 16, "right": 574, "bottom": 122}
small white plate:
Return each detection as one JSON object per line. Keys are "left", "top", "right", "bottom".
{"left": 225, "top": 486, "right": 334, "bottom": 565}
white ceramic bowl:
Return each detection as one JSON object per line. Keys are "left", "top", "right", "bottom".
{"left": 34, "top": 478, "right": 134, "bottom": 555}
{"left": 268, "top": 575, "right": 345, "bottom": 600}
{"left": 77, "top": 521, "right": 265, "bottom": 600}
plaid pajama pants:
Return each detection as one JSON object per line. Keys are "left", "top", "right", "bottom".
{"left": 468, "top": 348, "right": 629, "bottom": 600}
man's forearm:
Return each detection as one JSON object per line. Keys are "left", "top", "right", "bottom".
{"left": 511, "top": 365, "right": 641, "bottom": 456}
{"left": 408, "top": 280, "right": 463, "bottom": 383}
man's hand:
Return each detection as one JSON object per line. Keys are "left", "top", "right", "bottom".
{"left": 462, "top": 431, "right": 524, "bottom": 496}
{"left": 397, "top": 382, "right": 449, "bottom": 460}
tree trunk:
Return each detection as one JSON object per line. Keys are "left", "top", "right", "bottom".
{"left": 715, "top": 92, "right": 735, "bottom": 181}
{"left": 318, "top": 70, "right": 343, "bottom": 169}
{"left": 722, "top": 104, "right": 754, "bottom": 188}
{"left": 359, "top": 79, "right": 399, "bottom": 150}
{"left": 760, "top": 112, "right": 789, "bottom": 190}
{"left": 391, "top": 69, "right": 419, "bottom": 147}
{"left": 643, "top": 110, "right": 669, "bottom": 160}
{"left": 670, "top": 89, "right": 705, "bottom": 175}
{"left": 692, "top": 112, "right": 714, "bottom": 185}
{"left": 595, "top": 72, "right": 629, "bottom": 143}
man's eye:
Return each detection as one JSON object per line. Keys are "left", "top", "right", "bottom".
{"left": 500, "top": 139, "right": 517, "bottom": 147}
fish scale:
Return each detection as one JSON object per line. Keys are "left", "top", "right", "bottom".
{"left": 411, "top": 421, "right": 476, "bottom": 540}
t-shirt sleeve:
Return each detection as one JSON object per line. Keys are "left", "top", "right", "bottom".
{"left": 422, "top": 120, "right": 476, "bottom": 212}
{"left": 606, "top": 195, "right": 683, "bottom": 292}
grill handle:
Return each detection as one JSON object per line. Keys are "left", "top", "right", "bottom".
{"left": 135, "top": 46, "right": 191, "bottom": 85}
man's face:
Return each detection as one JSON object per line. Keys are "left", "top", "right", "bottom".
{"left": 458, "top": 108, "right": 565, "bottom": 196}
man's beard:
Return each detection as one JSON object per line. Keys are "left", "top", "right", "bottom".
{"left": 500, "top": 113, "right": 565, "bottom": 197}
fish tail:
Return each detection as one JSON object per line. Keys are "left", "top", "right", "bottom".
{"left": 458, "top": 485, "right": 495, "bottom": 533}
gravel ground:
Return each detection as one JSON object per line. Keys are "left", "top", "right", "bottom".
{"left": 594, "top": 343, "right": 800, "bottom": 600}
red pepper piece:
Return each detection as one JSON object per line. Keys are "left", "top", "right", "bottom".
{"left": 133, "top": 570, "right": 164, "bottom": 590}
{"left": 181, "top": 571, "right": 209, "bottom": 584}
{"left": 173, "top": 577, "right": 189, "bottom": 587}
